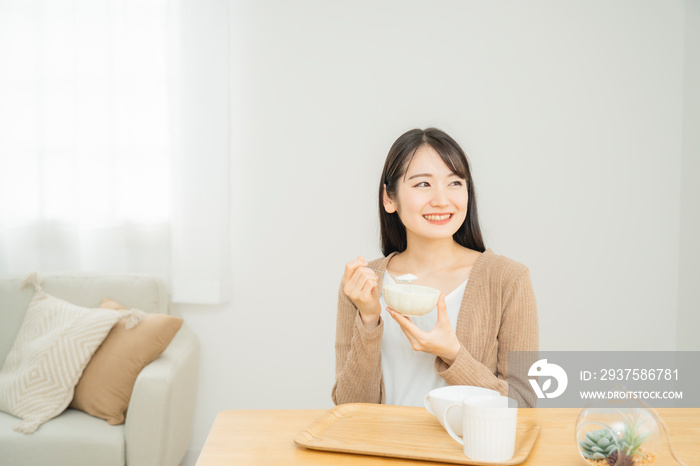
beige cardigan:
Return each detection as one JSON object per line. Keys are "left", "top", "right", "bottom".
{"left": 332, "top": 249, "right": 539, "bottom": 408}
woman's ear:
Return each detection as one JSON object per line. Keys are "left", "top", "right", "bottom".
{"left": 383, "top": 184, "right": 397, "bottom": 213}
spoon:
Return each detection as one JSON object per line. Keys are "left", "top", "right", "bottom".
{"left": 367, "top": 267, "right": 417, "bottom": 283}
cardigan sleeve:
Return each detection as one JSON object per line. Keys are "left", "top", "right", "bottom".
{"left": 331, "top": 278, "right": 385, "bottom": 405}
{"left": 433, "top": 269, "right": 539, "bottom": 408}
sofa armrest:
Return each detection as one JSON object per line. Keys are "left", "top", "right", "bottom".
{"left": 124, "top": 324, "right": 199, "bottom": 466}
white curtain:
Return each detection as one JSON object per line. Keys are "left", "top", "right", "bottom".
{"left": 0, "top": 0, "right": 230, "bottom": 304}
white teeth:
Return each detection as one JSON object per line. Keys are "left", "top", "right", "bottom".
{"left": 424, "top": 214, "right": 451, "bottom": 221}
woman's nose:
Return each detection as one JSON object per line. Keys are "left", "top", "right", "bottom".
{"left": 430, "top": 187, "right": 449, "bottom": 206}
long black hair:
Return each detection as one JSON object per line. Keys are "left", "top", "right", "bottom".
{"left": 378, "top": 128, "right": 485, "bottom": 256}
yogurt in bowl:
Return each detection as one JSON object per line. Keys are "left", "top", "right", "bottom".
{"left": 383, "top": 283, "right": 440, "bottom": 316}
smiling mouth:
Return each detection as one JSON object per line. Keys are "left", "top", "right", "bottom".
{"left": 423, "top": 213, "right": 453, "bottom": 222}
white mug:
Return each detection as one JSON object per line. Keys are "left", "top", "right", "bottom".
{"left": 444, "top": 395, "right": 518, "bottom": 462}
{"left": 423, "top": 385, "right": 499, "bottom": 436}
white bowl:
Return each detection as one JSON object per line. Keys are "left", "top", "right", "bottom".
{"left": 383, "top": 283, "right": 440, "bottom": 316}
{"left": 424, "top": 385, "right": 500, "bottom": 436}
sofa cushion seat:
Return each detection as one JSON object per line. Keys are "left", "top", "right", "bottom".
{"left": 0, "top": 409, "right": 124, "bottom": 466}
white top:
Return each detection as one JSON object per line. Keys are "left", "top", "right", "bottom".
{"left": 380, "top": 273, "right": 468, "bottom": 407}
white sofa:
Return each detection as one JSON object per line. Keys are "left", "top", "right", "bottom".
{"left": 0, "top": 273, "right": 199, "bottom": 466}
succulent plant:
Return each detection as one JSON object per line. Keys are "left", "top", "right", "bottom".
{"left": 606, "top": 450, "right": 636, "bottom": 466}
{"left": 619, "top": 410, "right": 650, "bottom": 457}
{"left": 579, "top": 428, "right": 618, "bottom": 460}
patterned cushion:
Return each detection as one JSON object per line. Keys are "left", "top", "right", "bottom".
{"left": 0, "top": 274, "right": 122, "bottom": 433}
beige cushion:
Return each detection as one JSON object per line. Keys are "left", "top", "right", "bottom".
{"left": 0, "top": 277, "right": 121, "bottom": 433}
{"left": 69, "top": 299, "right": 183, "bottom": 425}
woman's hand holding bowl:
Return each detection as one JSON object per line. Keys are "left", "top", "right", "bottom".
{"left": 387, "top": 294, "right": 462, "bottom": 365}
{"left": 343, "top": 256, "right": 381, "bottom": 330}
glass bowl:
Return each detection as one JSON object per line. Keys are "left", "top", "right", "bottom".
{"left": 575, "top": 398, "right": 661, "bottom": 466}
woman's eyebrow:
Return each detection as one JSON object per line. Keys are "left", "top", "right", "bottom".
{"left": 407, "top": 173, "right": 461, "bottom": 180}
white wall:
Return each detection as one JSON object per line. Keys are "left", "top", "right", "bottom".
{"left": 178, "top": 1, "right": 693, "bottom": 462}
{"left": 678, "top": 0, "right": 700, "bottom": 350}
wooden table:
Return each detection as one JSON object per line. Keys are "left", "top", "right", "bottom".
{"left": 196, "top": 407, "right": 700, "bottom": 465}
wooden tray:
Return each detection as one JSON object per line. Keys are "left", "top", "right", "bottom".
{"left": 294, "top": 403, "right": 540, "bottom": 465}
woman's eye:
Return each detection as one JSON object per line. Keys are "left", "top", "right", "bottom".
{"left": 414, "top": 182, "right": 429, "bottom": 187}
{"left": 450, "top": 181, "right": 463, "bottom": 186}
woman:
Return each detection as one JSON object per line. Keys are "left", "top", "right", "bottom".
{"left": 332, "top": 128, "right": 538, "bottom": 408}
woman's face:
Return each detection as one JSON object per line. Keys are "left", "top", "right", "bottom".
{"left": 383, "top": 144, "right": 468, "bottom": 243}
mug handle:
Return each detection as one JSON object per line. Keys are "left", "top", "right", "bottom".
{"left": 423, "top": 394, "right": 434, "bottom": 416}
{"left": 443, "top": 402, "right": 464, "bottom": 445}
